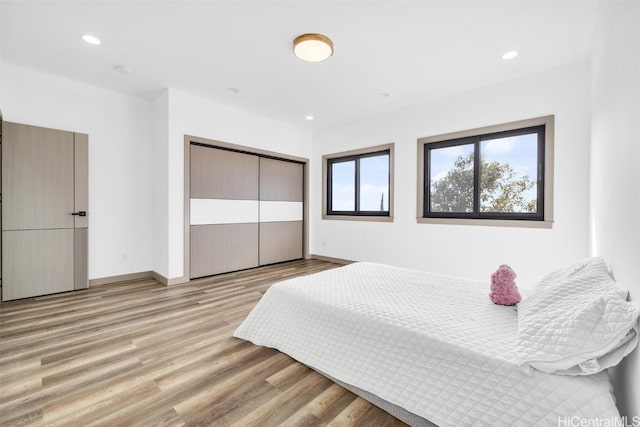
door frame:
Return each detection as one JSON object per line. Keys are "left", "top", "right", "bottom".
{"left": 181, "top": 134, "right": 310, "bottom": 284}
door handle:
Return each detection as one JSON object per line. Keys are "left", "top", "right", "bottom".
{"left": 71, "top": 211, "right": 87, "bottom": 217}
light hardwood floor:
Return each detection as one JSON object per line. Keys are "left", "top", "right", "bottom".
{"left": 0, "top": 259, "right": 407, "bottom": 426}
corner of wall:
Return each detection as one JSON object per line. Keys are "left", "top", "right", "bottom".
{"left": 590, "top": 0, "right": 640, "bottom": 418}
{"left": 151, "top": 89, "right": 170, "bottom": 278}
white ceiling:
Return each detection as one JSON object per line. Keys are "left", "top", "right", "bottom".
{"left": 1, "top": 0, "right": 599, "bottom": 128}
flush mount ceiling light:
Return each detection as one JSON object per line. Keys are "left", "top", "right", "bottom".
{"left": 293, "top": 33, "right": 333, "bottom": 62}
{"left": 305, "top": 115, "right": 314, "bottom": 121}
{"left": 502, "top": 50, "right": 518, "bottom": 60}
{"left": 82, "top": 34, "right": 101, "bottom": 45}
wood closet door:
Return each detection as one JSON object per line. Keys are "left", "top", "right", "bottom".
{"left": 189, "top": 145, "right": 259, "bottom": 278}
{"left": 259, "top": 158, "right": 303, "bottom": 265}
{"left": 2, "top": 122, "right": 89, "bottom": 301}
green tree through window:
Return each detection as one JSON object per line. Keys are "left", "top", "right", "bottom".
{"left": 422, "top": 123, "right": 545, "bottom": 221}
{"left": 430, "top": 152, "right": 536, "bottom": 213}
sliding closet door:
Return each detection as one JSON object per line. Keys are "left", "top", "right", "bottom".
{"left": 259, "top": 158, "right": 303, "bottom": 265}
{"left": 190, "top": 145, "right": 259, "bottom": 278}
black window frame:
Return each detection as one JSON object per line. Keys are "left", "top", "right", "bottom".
{"left": 424, "top": 125, "right": 545, "bottom": 221}
{"left": 327, "top": 149, "right": 391, "bottom": 217}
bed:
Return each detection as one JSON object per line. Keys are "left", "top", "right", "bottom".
{"left": 234, "top": 260, "right": 639, "bottom": 426}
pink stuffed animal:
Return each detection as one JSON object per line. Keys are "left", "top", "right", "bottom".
{"left": 490, "top": 264, "right": 521, "bottom": 306}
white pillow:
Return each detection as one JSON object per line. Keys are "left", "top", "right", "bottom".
{"left": 516, "top": 257, "right": 640, "bottom": 376}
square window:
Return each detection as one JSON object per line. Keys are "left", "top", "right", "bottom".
{"left": 323, "top": 144, "right": 394, "bottom": 220}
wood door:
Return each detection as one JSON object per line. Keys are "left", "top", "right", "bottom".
{"left": 189, "top": 145, "right": 259, "bottom": 278}
{"left": 2, "top": 122, "right": 88, "bottom": 301}
{"left": 259, "top": 158, "right": 304, "bottom": 265}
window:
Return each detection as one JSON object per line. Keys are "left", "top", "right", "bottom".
{"left": 417, "top": 116, "right": 553, "bottom": 226}
{"left": 323, "top": 143, "right": 394, "bottom": 221}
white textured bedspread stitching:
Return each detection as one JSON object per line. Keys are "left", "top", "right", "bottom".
{"left": 233, "top": 262, "right": 619, "bottom": 426}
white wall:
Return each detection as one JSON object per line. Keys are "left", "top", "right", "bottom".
{"left": 0, "top": 67, "right": 314, "bottom": 281}
{"left": 591, "top": 0, "right": 640, "bottom": 418}
{"left": 151, "top": 90, "right": 170, "bottom": 278}
{"left": 2, "top": 64, "right": 154, "bottom": 280}
{"left": 311, "top": 61, "right": 591, "bottom": 287}
{"left": 164, "top": 89, "right": 312, "bottom": 279}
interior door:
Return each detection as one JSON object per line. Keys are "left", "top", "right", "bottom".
{"left": 2, "top": 122, "right": 88, "bottom": 301}
{"left": 258, "top": 157, "right": 304, "bottom": 265}
{"left": 189, "top": 145, "right": 259, "bottom": 278}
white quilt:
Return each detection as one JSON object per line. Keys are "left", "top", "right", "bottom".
{"left": 516, "top": 257, "right": 640, "bottom": 376}
{"left": 234, "top": 262, "right": 620, "bottom": 426}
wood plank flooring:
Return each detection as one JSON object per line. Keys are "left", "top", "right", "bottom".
{"left": 0, "top": 260, "right": 407, "bottom": 427}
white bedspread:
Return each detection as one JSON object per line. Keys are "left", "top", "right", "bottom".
{"left": 516, "top": 257, "right": 639, "bottom": 376}
{"left": 234, "top": 262, "right": 620, "bottom": 426}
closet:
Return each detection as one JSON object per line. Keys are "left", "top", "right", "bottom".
{"left": 189, "top": 143, "right": 304, "bottom": 279}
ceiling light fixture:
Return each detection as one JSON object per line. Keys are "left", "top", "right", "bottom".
{"left": 502, "top": 50, "right": 518, "bottom": 60}
{"left": 293, "top": 33, "right": 333, "bottom": 62}
{"left": 82, "top": 34, "right": 101, "bottom": 45}
{"left": 305, "top": 115, "right": 314, "bottom": 121}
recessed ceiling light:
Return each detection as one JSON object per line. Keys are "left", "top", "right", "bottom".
{"left": 82, "top": 34, "right": 101, "bottom": 45}
{"left": 294, "top": 34, "right": 333, "bottom": 62}
{"left": 305, "top": 115, "right": 314, "bottom": 121}
{"left": 502, "top": 50, "right": 518, "bottom": 60}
